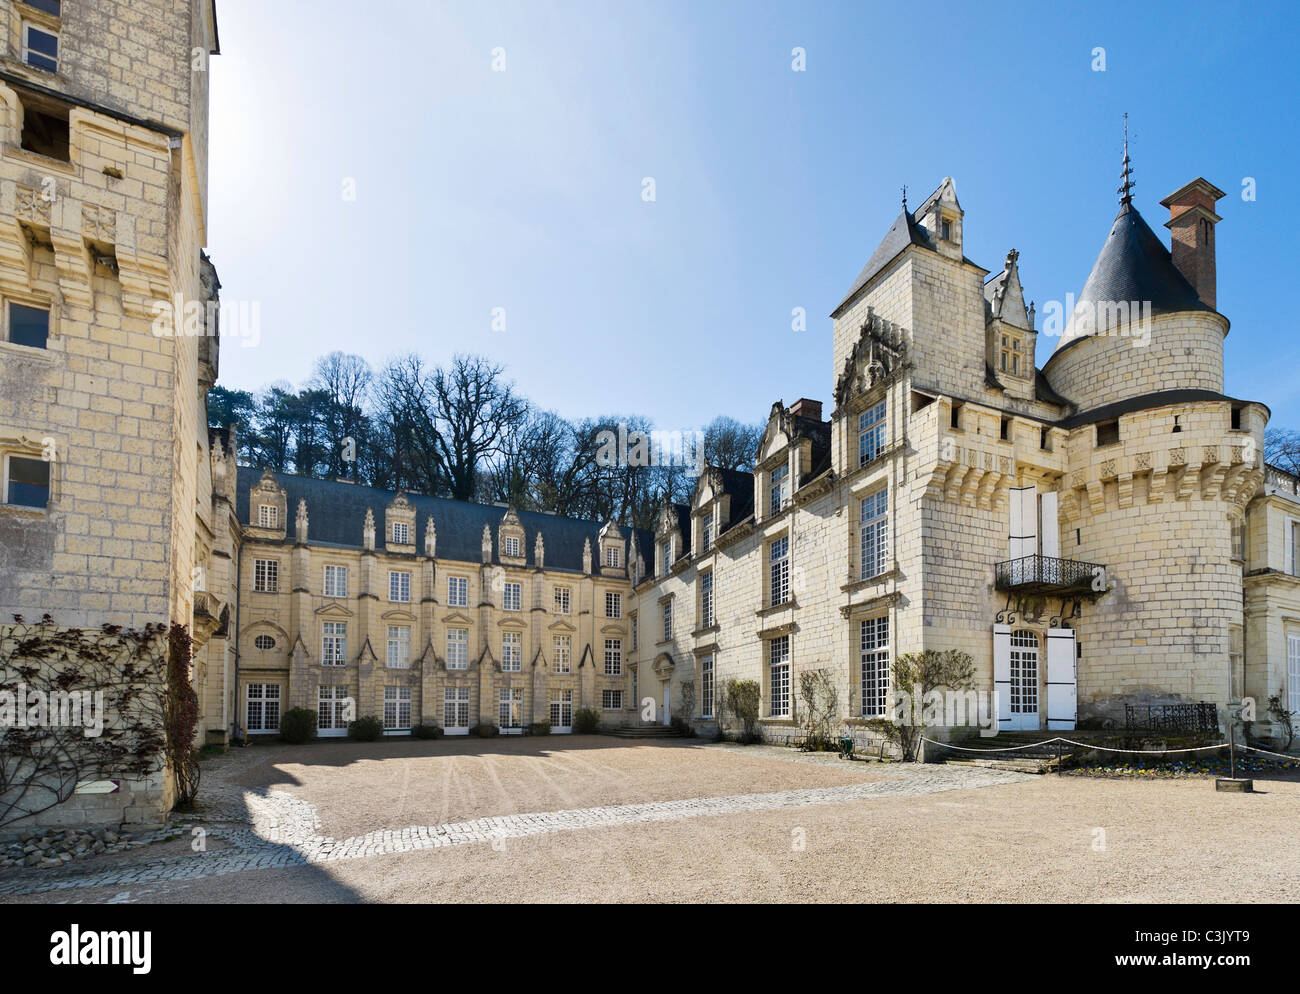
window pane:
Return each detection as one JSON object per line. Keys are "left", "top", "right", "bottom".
{"left": 26, "top": 27, "right": 58, "bottom": 58}
{"left": 7, "top": 456, "right": 49, "bottom": 507}
{"left": 27, "top": 0, "right": 61, "bottom": 15}
{"left": 8, "top": 303, "right": 49, "bottom": 349}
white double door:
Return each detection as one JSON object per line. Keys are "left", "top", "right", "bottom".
{"left": 994, "top": 625, "right": 1076, "bottom": 731}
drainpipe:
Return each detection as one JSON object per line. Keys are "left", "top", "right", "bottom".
{"left": 230, "top": 528, "right": 243, "bottom": 744}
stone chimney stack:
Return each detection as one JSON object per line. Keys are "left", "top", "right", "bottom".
{"left": 1160, "top": 178, "right": 1225, "bottom": 311}
{"left": 789, "top": 398, "right": 823, "bottom": 421}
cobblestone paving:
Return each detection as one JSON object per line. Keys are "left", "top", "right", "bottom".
{"left": 0, "top": 747, "right": 1029, "bottom": 898}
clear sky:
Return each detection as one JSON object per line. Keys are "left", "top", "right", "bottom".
{"left": 207, "top": 0, "right": 1300, "bottom": 431}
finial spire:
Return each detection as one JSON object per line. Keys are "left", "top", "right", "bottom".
{"left": 901, "top": 184, "right": 908, "bottom": 210}
{"left": 1118, "top": 113, "right": 1134, "bottom": 205}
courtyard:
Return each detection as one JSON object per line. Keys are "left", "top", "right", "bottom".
{"left": 2, "top": 736, "right": 1298, "bottom": 904}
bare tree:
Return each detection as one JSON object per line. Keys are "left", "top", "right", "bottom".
{"left": 703, "top": 416, "right": 763, "bottom": 472}
{"left": 1266, "top": 427, "right": 1300, "bottom": 475}
{"left": 429, "top": 355, "right": 528, "bottom": 502}
{"left": 310, "top": 352, "right": 373, "bottom": 481}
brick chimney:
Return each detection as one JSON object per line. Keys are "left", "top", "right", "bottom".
{"left": 788, "top": 398, "right": 823, "bottom": 421}
{"left": 1160, "top": 178, "right": 1225, "bottom": 310}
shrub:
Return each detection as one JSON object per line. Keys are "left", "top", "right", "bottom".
{"left": 411, "top": 723, "right": 442, "bottom": 740}
{"left": 348, "top": 715, "right": 383, "bottom": 741}
{"left": 474, "top": 722, "right": 498, "bottom": 738}
{"left": 530, "top": 721, "right": 551, "bottom": 736}
{"left": 724, "top": 679, "right": 762, "bottom": 743}
{"left": 279, "top": 708, "right": 318, "bottom": 744}
{"left": 573, "top": 707, "right": 600, "bottom": 734}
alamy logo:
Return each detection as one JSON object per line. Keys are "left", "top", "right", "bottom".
{"left": 594, "top": 425, "right": 704, "bottom": 475}
{"left": 49, "top": 925, "right": 151, "bottom": 974}
{"left": 0, "top": 684, "right": 103, "bottom": 737}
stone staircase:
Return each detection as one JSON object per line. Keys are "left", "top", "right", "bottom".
{"left": 934, "top": 731, "right": 1083, "bottom": 774}
{"left": 606, "top": 723, "right": 687, "bottom": 739}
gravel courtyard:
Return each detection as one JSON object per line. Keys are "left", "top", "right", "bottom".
{"left": 2, "top": 736, "right": 1299, "bottom": 903}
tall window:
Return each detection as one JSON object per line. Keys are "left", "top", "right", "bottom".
{"left": 318, "top": 686, "right": 350, "bottom": 732}
{"left": 446, "top": 628, "right": 468, "bottom": 669}
{"left": 22, "top": 21, "right": 59, "bottom": 72}
{"left": 444, "top": 687, "right": 470, "bottom": 729}
{"left": 257, "top": 503, "right": 277, "bottom": 528}
{"left": 859, "top": 488, "right": 888, "bottom": 579}
{"left": 383, "top": 687, "right": 411, "bottom": 730}
{"left": 1288, "top": 634, "right": 1300, "bottom": 720}
{"left": 253, "top": 558, "right": 279, "bottom": 593}
{"left": 388, "top": 570, "right": 411, "bottom": 603}
{"left": 701, "top": 509, "right": 713, "bottom": 552}
{"left": 550, "top": 690, "right": 574, "bottom": 729}
{"left": 1010, "top": 629, "right": 1039, "bottom": 716}
{"left": 554, "top": 634, "right": 571, "bottom": 673}
{"left": 770, "top": 463, "right": 789, "bottom": 515}
{"left": 6, "top": 302, "right": 49, "bottom": 349}
{"left": 503, "top": 535, "right": 521, "bottom": 558}
{"left": 553, "top": 586, "right": 571, "bottom": 614}
{"left": 858, "top": 400, "right": 886, "bottom": 467}
{"left": 700, "top": 654, "right": 715, "bottom": 718}
{"left": 605, "top": 591, "right": 622, "bottom": 619}
{"left": 768, "top": 635, "right": 790, "bottom": 717}
{"left": 323, "top": 564, "right": 347, "bottom": 598}
{"left": 605, "top": 546, "right": 621, "bottom": 568}
{"left": 631, "top": 613, "right": 638, "bottom": 651}
{"left": 502, "top": 631, "right": 522, "bottom": 671}
{"left": 246, "top": 684, "right": 281, "bottom": 733}
{"left": 700, "top": 570, "right": 714, "bottom": 627}
{"left": 604, "top": 638, "right": 623, "bottom": 675}
{"left": 661, "top": 540, "right": 672, "bottom": 576}
{"left": 602, "top": 689, "right": 623, "bottom": 710}
{"left": 386, "top": 626, "right": 410, "bottom": 668}
{"left": 499, "top": 689, "right": 523, "bottom": 728}
{"left": 503, "top": 581, "right": 522, "bottom": 612}
{"left": 391, "top": 521, "right": 409, "bottom": 545}
{"left": 769, "top": 535, "right": 790, "bottom": 606}
{"left": 860, "top": 616, "right": 889, "bottom": 717}
{"left": 3, "top": 455, "right": 49, "bottom": 508}
{"left": 448, "top": 575, "right": 469, "bottom": 607}
{"left": 322, "top": 622, "right": 346, "bottom": 666}
{"left": 662, "top": 601, "right": 672, "bottom": 642}
{"left": 1289, "top": 521, "right": 1300, "bottom": 577}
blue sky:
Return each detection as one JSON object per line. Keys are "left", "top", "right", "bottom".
{"left": 208, "top": 0, "right": 1300, "bottom": 431}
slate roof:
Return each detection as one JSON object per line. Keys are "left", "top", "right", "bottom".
{"left": 717, "top": 468, "right": 755, "bottom": 530}
{"left": 1053, "top": 389, "right": 1255, "bottom": 430}
{"left": 235, "top": 467, "right": 653, "bottom": 575}
{"left": 1058, "top": 200, "right": 1212, "bottom": 345}
{"left": 831, "top": 207, "right": 934, "bottom": 317}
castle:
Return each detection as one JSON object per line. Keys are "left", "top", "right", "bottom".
{"left": 1, "top": 1, "right": 1298, "bottom": 832}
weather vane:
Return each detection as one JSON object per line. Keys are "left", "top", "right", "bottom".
{"left": 1118, "top": 112, "right": 1134, "bottom": 204}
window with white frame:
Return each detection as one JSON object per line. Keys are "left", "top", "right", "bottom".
{"left": 604, "top": 638, "right": 622, "bottom": 675}
{"left": 770, "top": 462, "right": 789, "bottom": 515}
{"left": 383, "top": 686, "right": 411, "bottom": 730}
{"left": 253, "top": 634, "right": 275, "bottom": 651}
{"left": 860, "top": 615, "right": 889, "bottom": 717}
{"left": 859, "top": 488, "right": 888, "bottom": 579}
{"left": 1288, "top": 520, "right": 1300, "bottom": 577}
{"left": 323, "top": 564, "right": 347, "bottom": 598}
{"left": 322, "top": 622, "right": 346, "bottom": 666}
{"left": 388, "top": 570, "right": 411, "bottom": 603}
{"left": 553, "top": 586, "right": 571, "bottom": 614}
{"left": 448, "top": 575, "right": 468, "bottom": 608}
{"left": 631, "top": 613, "right": 638, "bottom": 651}
{"left": 553, "top": 634, "right": 571, "bottom": 673}
{"left": 246, "top": 683, "right": 281, "bottom": 733}
{"left": 1288, "top": 634, "right": 1300, "bottom": 720}
{"left": 257, "top": 503, "right": 277, "bottom": 528}
{"left": 605, "top": 591, "right": 622, "bottom": 619}
{"left": 503, "top": 581, "right": 522, "bottom": 612}
{"left": 386, "top": 625, "right": 410, "bottom": 668}
{"left": 503, "top": 535, "right": 521, "bottom": 558}
{"left": 499, "top": 688, "right": 523, "bottom": 728}
{"left": 662, "top": 600, "right": 672, "bottom": 641}
{"left": 446, "top": 628, "right": 468, "bottom": 669}
{"left": 858, "top": 400, "right": 886, "bottom": 467}
{"left": 444, "top": 687, "right": 470, "bottom": 729}
{"left": 318, "top": 686, "right": 350, "bottom": 731}
{"left": 701, "top": 509, "right": 713, "bottom": 552}
{"left": 3, "top": 454, "right": 50, "bottom": 508}
{"left": 769, "top": 535, "right": 790, "bottom": 606}
{"left": 502, "top": 631, "right": 522, "bottom": 671}
{"left": 602, "top": 689, "right": 623, "bottom": 710}
{"left": 700, "top": 570, "right": 714, "bottom": 627}
{"left": 22, "top": 21, "right": 59, "bottom": 73}
{"left": 661, "top": 540, "right": 672, "bottom": 576}
{"left": 605, "top": 546, "right": 621, "bottom": 568}
{"left": 701, "top": 654, "right": 714, "bottom": 717}
{"left": 550, "top": 689, "right": 573, "bottom": 729}
{"left": 768, "top": 635, "right": 790, "bottom": 717}
{"left": 253, "top": 558, "right": 279, "bottom": 593}
{"left": 391, "top": 521, "right": 409, "bottom": 544}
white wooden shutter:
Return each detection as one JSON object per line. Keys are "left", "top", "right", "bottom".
{"left": 1046, "top": 628, "right": 1077, "bottom": 730}
{"left": 1009, "top": 486, "right": 1036, "bottom": 559}
{"left": 1039, "top": 491, "right": 1059, "bottom": 558}
{"left": 993, "top": 624, "right": 1012, "bottom": 728}
{"left": 1289, "top": 635, "right": 1300, "bottom": 719}
{"left": 1286, "top": 520, "right": 1297, "bottom": 577}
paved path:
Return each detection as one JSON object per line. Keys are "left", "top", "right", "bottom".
{"left": 0, "top": 748, "right": 1029, "bottom": 898}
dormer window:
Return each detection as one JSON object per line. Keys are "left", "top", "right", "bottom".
{"left": 661, "top": 540, "right": 672, "bottom": 576}
{"left": 258, "top": 504, "right": 277, "bottom": 528}
{"left": 503, "top": 535, "right": 520, "bottom": 558}
{"left": 858, "top": 400, "right": 886, "bottom": 467}
{"left": 605, "top": 546, "right": 621, "bottom": 568}
{"left": 701, "top": 509, "right": 713, "bottom": 552}
{"left": 941, "top": 219, "right": 952, "bottom": 241}
{"left": 392, "top": 521, "right": 409, "bottom": 545}
{"left": 1000, "top": 334, "right": 1024, "bottom": 377}
{"left": 770, "top": 462, "right": 790, "bottom": 515}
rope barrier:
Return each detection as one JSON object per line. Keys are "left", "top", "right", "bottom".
{"left": 922, "top": 735, "right": 1280, "bottom": 757}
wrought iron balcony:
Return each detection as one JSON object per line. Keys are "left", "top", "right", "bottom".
{"left": 994, "top": 554, "right": 1104, "bottom": 595}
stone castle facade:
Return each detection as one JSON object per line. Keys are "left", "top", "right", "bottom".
{"left": 2, "top": 1, "right": 1298, "bottom": 831}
